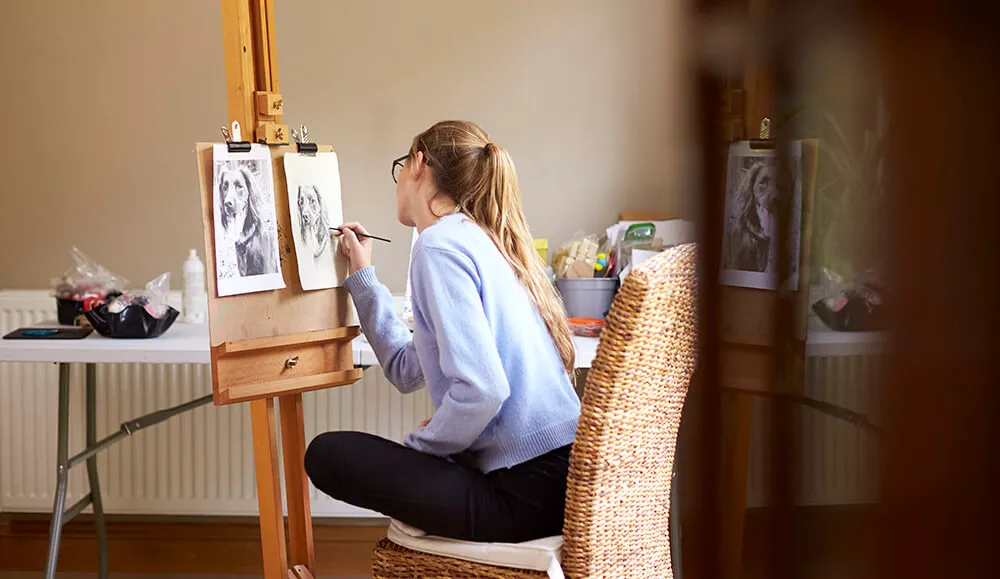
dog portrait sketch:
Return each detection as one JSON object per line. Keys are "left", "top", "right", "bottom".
{"left": 720, "top": 142, "right": 803, "bottom": 291}
{"left": 284, "top": 151, "right": 348, "bottom": 291}
{"left": 296, "top": 185, "right": 331, "bottom": 260}
{"left": 723, "top": 160, "right": 775, "bottom": 273}
{"left": 211, "top": 145, "right": 285, "bottom": 296}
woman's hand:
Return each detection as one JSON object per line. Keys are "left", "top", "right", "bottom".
{"left": 419, "top": 416, "right": 431, "bottom": 428}
{"left": 335, "top": 222, "right": 373, "bottom": 275}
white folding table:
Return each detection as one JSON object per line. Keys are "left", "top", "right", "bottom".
{"left": 0, "top": 323, "right": 212, "bottom": 579}
{"left": 0, "top": 321, "right": 599, "bottom": 579}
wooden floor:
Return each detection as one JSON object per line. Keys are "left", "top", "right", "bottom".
{"left": 0, "top": 515, "right": 387, "bottom": 577}
{"left": 1, "top": 507, "right": 872, "bottom": 578}
{"left": 737, "top": 506, "right": 874, "bottom": 579}
{"left": 0, "top": 575, "right": 366, "bottom": 579}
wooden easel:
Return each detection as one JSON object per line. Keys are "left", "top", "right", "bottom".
{"left": 194, "top": 3, "right": 364, "bottom": 579}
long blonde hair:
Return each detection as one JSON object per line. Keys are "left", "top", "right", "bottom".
{"left": 410, "top": 120, "right": 575, "bottom": 374}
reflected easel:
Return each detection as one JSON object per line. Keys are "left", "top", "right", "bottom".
{"left": 718, "top": 117, "right": 819, "bottom": 578}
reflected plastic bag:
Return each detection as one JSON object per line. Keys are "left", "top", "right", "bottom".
{"left": 812, "top": 267, "right": 887, "bottom": 332}
{"left": 84, "top": 273, "right": 178, "bottom": 338}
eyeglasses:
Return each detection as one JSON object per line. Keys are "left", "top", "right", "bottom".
{"left": 391, "top": 155, "right": 408, "bottom": 183}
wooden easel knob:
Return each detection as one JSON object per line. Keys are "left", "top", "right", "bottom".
{"left": 257, "top": 121, "right": 289, "bottom": 144}
{"left": 256, "top": 91, "right": 284, "bottom": 115}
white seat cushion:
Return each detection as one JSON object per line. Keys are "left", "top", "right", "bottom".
{"left": 387, "top": 519, "right": 565, "bottom": 579}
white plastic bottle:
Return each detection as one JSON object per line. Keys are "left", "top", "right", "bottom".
{"left": 182, "top": 249, "right": 207, "bottom": 323}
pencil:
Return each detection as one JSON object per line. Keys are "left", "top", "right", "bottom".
{"left": 330, "top": 227, "right": 392, "bottom": 243}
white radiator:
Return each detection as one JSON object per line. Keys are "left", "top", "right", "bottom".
{"left": 745, "top": 354, "right": 881, "bottom": 507}
{"left": 0, "top": 290, "right": 879, "bottom": 516}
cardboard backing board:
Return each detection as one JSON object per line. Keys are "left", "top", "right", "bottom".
{"left": 195, "top": 142, "right": 361, "bottom": 405}
{"left": 719, "top": 139, "right": 819, "bottom": 394}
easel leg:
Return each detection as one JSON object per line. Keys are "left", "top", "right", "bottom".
{"left": 721, "top": 391, "right": 754, "bottom": 579}
{"left": 44, "top": 363, "right": 72, "bottom": 579}
{"left": 280, "top": 393, "right": 315, "bottom": 573}
{"left": 250, "top": 398, "right": 288, "bottom": 579}
{"left": 86, "top": 364, "right": 109, "bottom": 579}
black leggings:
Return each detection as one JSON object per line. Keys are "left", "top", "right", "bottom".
{"left": 304, "top": 431, "right": 571, "bottom": 543}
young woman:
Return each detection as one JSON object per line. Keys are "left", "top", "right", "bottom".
{"left": 304, "top": 120, "right": 582, "bottom": 544}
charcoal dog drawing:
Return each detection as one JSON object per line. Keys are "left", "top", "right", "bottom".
{"left": 296, "top": 185, "right": 331, "bottom": 260}
{"left": 284, "top": 151, "right": 348, "bottom": 290}
{"left": 720, "top": 141, "right": 803, "bottom": 291}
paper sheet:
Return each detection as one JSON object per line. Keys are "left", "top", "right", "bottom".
{"left": 211, "top": 143, "right": 285, "bottom": 297}
{"left": 284, "top": 152, "right": 349, "bottom": 290}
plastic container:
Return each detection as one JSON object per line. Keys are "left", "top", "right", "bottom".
{"left": 56, "top": 297, "right": 88, "bottom": 326}
{"left": 84, "top": 302, "right": 179, "bottom": 339}
{"left": 568, "top": 317, "right": 605, "bottom": 337}
{"left": 555, "top": 277, "right": 619, "bottom": 319}
{"left": 182, "top": 249, "right": 207, "bottom": 324}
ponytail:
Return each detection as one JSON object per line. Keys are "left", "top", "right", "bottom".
{"left": 482, "top": 143, "right": 576, "bottom": 375}
{"left": 413, "top": 121, "right": 576, "bottom": 374}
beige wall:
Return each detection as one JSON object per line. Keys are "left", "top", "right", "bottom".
{"left": 0, "top": 0, "right": 690, "bottom": 294}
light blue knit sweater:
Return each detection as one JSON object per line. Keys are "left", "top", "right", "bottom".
{"left": 343, "top": 213, "right": 581, "bottom": 473}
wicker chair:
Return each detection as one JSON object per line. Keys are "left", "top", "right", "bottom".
{"left": 372, "top": 243, "right": 699, "bottom": 579}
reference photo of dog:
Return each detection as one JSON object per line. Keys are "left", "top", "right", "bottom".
{"left": 296, "top": 184, "right": 332, "bottom": 260}
{"left": 217, "top": 164, "right": 279, "bottom": 278}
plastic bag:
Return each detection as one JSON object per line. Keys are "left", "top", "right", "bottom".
{"left": 812, "top": 267, "right": 887, "bottom": 332}
{"left": 552, "top": 233, "right": 600, "bottom": 278}
{"left": 50, "top": 247, "right": 129, "bottom": 325}
{"left": 84, "top": 273, "right": 179, "bottom": 338}
{"left": 613, "top": 222, "right": 665, "bottom": 278}
{"left": 51, "top": 246, "right": 128, "bottom": 300}
{"left": 105, "top": 272, "right": 172, "bottom": 318}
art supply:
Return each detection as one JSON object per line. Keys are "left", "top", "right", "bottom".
{"left": 552, "top": 234, "right": 599, "bottom": 277}
{"left": 4, "top": 327, "right": 93, "bottom": 340}
{"left": 182, "top": 249, "right": 207, "bottom": 323}
{"left": 595, "top": 252, "right": 609, "bottom": 274}
{"left": 566, "top": 260, "right": 594, "bottom": 279}
{"left": 603, "top": 250, "right": 617, "bottom": 278}
{"left": 329, "top": 227, "right": 392, "bottom": 244}
{"left": 534, "top": 238, "right": 548, "bottom": 264}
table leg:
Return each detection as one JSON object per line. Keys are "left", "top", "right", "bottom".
{"left": 36, "top": 360, "right": 211, "bottom": 578}
{"left": 44, "top": 363, "right": 71, "bottom": 579}
{"left": 250, "top": 398, "right": 288, "bottom": 579}
{"left": 86, "top": 363, "right": 109, "bottom": 579}
{"left": 280, "top": 393, "right": 315, "bottom": 573}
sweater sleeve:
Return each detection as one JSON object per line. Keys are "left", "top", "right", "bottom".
{"left": 343, "top": 266, "right": 424, "bottom": 393}
{"left": 403, "top": 246, "right": 512, "bottom": 457}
